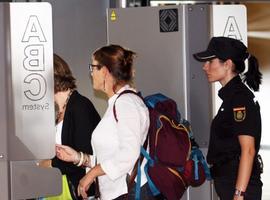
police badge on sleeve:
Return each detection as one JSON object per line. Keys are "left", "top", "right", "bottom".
{"left": 233, "top": 107, "right": 246, "bottom": 122}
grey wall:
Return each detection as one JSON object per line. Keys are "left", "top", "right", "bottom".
{"left": 44, "top": 0, "right": 109, "bottom": 115}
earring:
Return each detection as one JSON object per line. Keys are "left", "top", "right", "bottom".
{"left": 103, "top": 78, "right": 106, "bottom": 91}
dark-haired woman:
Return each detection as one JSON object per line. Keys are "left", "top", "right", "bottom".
{"left": 193, "top": 37, "right": 263, "bottom": 200}
{"left": 39, "top": 54, "right": 100, "bottom": 199}
{"left": 55, "top": 45, "right": 154, "bottom": 200}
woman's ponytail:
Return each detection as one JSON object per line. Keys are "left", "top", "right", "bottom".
{"left": 243, "top": 54, "right": 262, "bottom": 91}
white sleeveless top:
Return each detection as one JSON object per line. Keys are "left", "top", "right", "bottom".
{"left": 55, "top": 120, "right": 63, "bottom": 145}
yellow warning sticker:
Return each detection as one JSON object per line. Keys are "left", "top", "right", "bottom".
{"left": 111, "top": 10, "right": 116, "bottom": 21}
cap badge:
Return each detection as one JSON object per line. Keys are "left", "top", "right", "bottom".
{"left": 233, "top": 107, "right": 246, "bottom": 122}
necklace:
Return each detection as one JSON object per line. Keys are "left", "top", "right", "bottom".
{"left": 56, "top": 89, "right": 74, "bottom": 123}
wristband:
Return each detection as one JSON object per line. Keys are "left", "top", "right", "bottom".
{"left": 82, "top": 153, "right": 90, "bottom": 167}
{"left": 73, "top": 152, "right": 80, "bottom": 165}
{"left": 76, "top": 152, "right": 84, "bottom": 167}
{"left": 234, "top": 189, "right": 245, "bottom": 197}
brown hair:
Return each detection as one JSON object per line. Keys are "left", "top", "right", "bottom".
{"left": 93, "top": 44, "right": 136, "bottom": 86}
{"left": 54, "top": 54, "right": 76, "bottom": 93}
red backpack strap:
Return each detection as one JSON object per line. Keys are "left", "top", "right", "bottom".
{"left": 113, "top": 90, "right": 142, "bottom": 122}
{"left": 112, "top": 89, "right": 148, "bottom": 191}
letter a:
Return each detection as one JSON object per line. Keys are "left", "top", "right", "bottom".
{"left": 22, "top": 15, "right": 46, "bottom": 42}
{"left": 223, "top": 16, "right": 242, "bottom": 40}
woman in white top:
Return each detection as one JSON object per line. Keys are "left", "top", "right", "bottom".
{"left": 56, "top": 45, "right": 154, "bottom": 200}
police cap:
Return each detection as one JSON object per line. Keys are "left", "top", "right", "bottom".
{"left": 193, "top": 37, "right": 248, "bottom": 62}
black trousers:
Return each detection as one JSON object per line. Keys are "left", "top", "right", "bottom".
{"left": 214, "top": 175, "right": 262, "bottom": 200}
{"left": 212, "top": 158, "right": 263, "bottom": 200}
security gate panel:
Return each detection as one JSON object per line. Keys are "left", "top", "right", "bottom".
{"left": 0, "top": 3, "right": 61, "bottom": 199}
{"left": 9, "top": 2, "right": 55, "bottom": 160}
{"left": 107, "top": 4, "right": 247, "bottom": 200}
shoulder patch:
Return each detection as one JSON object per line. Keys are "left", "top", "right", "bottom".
{"left": 233, "top": 107, "right": 246, "bottom": 122}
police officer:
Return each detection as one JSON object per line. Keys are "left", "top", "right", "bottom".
{"left": 193, "top": 37, "right": 263, "bottom": 200}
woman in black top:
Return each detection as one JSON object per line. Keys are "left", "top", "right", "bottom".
{"left": 193, "top": 37, "right": 263, "bottom": 200}
{"left": 39, "top": 54, "right": 100, "bottom": 199}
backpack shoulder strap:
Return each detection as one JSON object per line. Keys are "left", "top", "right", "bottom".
{"left": 113, "top": 90, "right": 142, "bottom": 122}
{"left": 112, "top": 90, "right": 148, "bottom": 193}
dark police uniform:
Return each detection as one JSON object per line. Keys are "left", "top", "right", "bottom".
{"left": 207, "top": 75, "right": 263, "bottom": 200}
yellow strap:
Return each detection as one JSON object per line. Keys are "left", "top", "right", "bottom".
{"left": 168, "top": 167, "right": 188, "bottom": 188}
{"left": 155, "top": 115, "right": 191, "bottom": 159}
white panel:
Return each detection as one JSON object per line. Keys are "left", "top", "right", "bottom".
{"left": 9, "top": 2, "right": 55, "bottom": 159}
{"left": 210, "top": 5, "right": 247, "bottom": 115}
{"left": 211, "top": 5, "right": 247, "bottom": 44}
